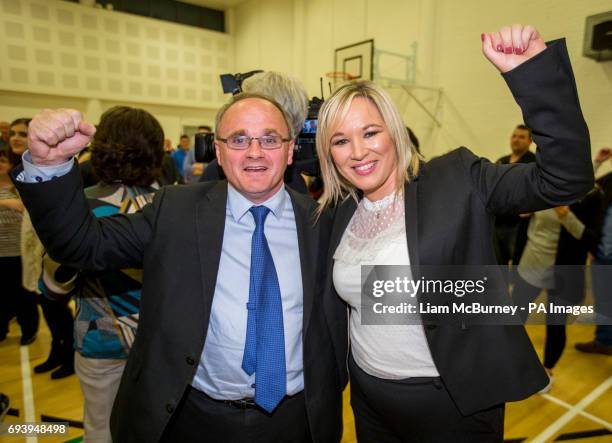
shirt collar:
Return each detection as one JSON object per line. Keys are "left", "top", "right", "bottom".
{"left": 227, "top": 183, "right": 287, "bottom": 223}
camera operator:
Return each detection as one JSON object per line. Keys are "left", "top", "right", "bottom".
{"left": 183, "top": 126, "right": 212, "bottom": 183}
{"left": 200, "top": 72, "right": 309, "bottom": 195}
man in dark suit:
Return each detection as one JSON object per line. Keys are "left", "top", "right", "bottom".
{"left": 576, "top": 147, "right": 612, "bottom": 355}
{"left": 13, "top": 94, "right": 343, "bottom": 442}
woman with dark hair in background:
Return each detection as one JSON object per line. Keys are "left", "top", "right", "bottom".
{"left": 0, "top": 119, "right": 39, "bottom": 345}
{"left": 6, "top": 119, "right": 30, "bottom": 168}
{"left": 71, "top": 106, "right": 165, "bottom": 442}
{"left": 6, "top": 117, "right": 75, "bottom": 379}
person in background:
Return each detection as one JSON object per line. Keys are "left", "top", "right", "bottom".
{"left": 513, "top": 185, "right": 602, "bottom": 392}
{"left": 0, "top": 392, "right": 10, "bottom": 421}
{"left": 171, "top": 134, "right": 191, "bottom": 180}
{"left": 0, "top": 120, "right": 39, "bottom": 345}
{"left": 575, "top": 147, "right": 612, "bottom": 356}
{"left": 493, "top": 124, "right": 536, "bottom": 269}
{"left": 183, "top": 125, "right": 212, "bottom": 183}
{"left": 80, "top": 135, "right": 180, "bottom": 187}
{"left": 159, "top": 138, "right": 182, "bottom": 185}
{"left": 74, "top": 106, "right": 165, "bottom": 442}
{"left": 10, "top": 118, "right": 75, "bottom": 377}
{"left": 0, "top": 122, "right": 9, "bottom": 151}
{"left": 1, "top": 153, "right": 38, "bottom": 346}
{"left": 23, "top": 208, "right": 75, "bottom": 379}
{"left": 7, "top": 119, "right": 30, "bottom": 169}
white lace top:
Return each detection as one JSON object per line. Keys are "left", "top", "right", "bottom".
{"left": 333, "top": 192, "right": 439, "bottom": 379}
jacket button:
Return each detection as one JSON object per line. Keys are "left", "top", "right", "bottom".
{"left": 186, "top": 356, "right": 196, "bottom": 365}
{"left": 166, "top": 403, "right": 175, "bottom": 413}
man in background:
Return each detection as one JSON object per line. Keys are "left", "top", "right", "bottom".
{"left": 494, "top": 124, "right": 537, "bottom": 267}
{"left": 183, "top": 125, "right": 211, "bottom": 183}
{"left": 576, "top": 147, "right": 612, "bottom": 356}
{"left": 171, "top": 134, "right": 191, "bottom": 180}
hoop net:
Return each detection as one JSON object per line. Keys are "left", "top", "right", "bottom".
{"left": 325, "top": 71, "right": 358, "bottom": 90}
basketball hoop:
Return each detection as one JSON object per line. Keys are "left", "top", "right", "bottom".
{"left": 325, "top": 71, "right": 357, "bottom": 91}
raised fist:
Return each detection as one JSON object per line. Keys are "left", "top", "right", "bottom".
{"left": 28, "top": 108, "right": 96, "bottom": 166}
{"left": 482, "top": 24, "right": 546, "bottom": 73}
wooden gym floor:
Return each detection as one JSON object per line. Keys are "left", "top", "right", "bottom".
{"left": 1, "top": 307, "right": 610, "bottom": 442}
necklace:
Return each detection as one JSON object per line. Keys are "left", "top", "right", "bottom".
{"left": 363, "top": 192, "right": 396, "bottom": 218}
{"left": 350, "top": 191, "right": 403, "bottom": 239}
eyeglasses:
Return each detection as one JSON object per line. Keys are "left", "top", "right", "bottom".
{"left": 216, "top": 134, "right": 291, "bottom": 150}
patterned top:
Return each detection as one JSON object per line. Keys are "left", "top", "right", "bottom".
{"left": 0, "top": 186, "right": 22, "bottom": 257}
{"left": 74, "top": 183, "right": 158, "bottom": 359}
{"left": 333, "top": 192, "right": 439, "bottom": 379}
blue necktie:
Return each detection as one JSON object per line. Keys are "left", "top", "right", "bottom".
{"left": 242, "top": 205, "right": 287, "bottom": 412}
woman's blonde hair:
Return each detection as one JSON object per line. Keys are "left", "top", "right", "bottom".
{"left": 316, "top": 81, "right": 421, "bottom": 211}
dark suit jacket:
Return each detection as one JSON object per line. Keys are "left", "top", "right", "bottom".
{"left": 324, "top": 38, "right": 593, "bottom": 416}
{"left": 553, "top": 173, "right": 612, "bottom": 304}
{"left": 15, "top": 172, "right": 342, "bottom": 442}
{"left": 494, "top": 150, "right": 537, "bottom": 263}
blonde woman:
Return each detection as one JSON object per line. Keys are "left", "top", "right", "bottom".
{"left": 318, "top": 25, "right": 593, "bottom": 441}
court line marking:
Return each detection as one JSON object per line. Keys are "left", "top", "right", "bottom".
{"left": 20, "top": 344, "right": 37, "bottom": 443}
{"left": 531, "top": 376, "right": 612, "bottom": 443}
{"left": 542, "top": 392, "right": 612, "bottom": 430}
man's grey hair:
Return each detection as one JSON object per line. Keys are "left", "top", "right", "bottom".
{"left": 242, "top": 71, "right": 309, "bottom": 139}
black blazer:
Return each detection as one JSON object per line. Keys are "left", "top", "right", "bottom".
{"left": 325, "top": 39, "right": 593, "bottom": 416}
{"left": 553, "top": 174, "right": 612, "bottom": 306}
{"left": 15, "top": 172, "right": 343, "bottom": 442}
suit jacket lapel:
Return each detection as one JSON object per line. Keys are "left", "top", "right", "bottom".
{"left": 329, "top": 198, "right": 358, "bottom": 257}
{"left": 195, "top": 181, "right": 228, "bottom": 335}
{"left": 405, "top": 178, "right": 438, "bottom": 327}
{"left": 287, "top": 189, "right": 319, "bottom": 339}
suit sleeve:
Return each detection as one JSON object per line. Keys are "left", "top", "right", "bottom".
{"left": 461, "top": 38, "right": 594, "bottom": 216}
{"left": 572, "top": 187, "right": 605, "bottom": 254}
{"left": 13, "top": 163, "right": 162, "bottom": 271}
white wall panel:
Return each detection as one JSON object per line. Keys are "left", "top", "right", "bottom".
{"left": 0, "top": 0, "right": 233, "bottom": 109}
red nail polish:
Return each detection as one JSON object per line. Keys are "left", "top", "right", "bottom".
{"left": 481, "top": 33, "right": 485, "bottom": 42}
{"left": 504, "top": 46, "right": 512, "bottom": 54}
{"left": 496, "top": 44, "right": 503, "bottom": 52}
{"left": 514, "top": 47, "right": 523, "bottom": 55}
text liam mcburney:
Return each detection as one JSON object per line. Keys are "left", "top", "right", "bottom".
{"left": 372, "top": 302, "right": 593, "bottom": 317}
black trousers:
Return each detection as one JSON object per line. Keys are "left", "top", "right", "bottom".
{"left": 161, "top": 387, "right": 311, "bottom": 443}
{"left": 512, "top": 274, "right": 576, "bottom": 370}
{"left": 39, "top": 294, "right": 74, "bottom": 361}
{"left": 0, "top": 256, "right": 39, "bottom": 339}
{"left": 349, "top": 355, "right": 504, "bottom": 443}
{"left": 493, "top": 222, "right": 528, "bottom": 267}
